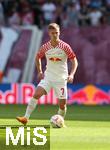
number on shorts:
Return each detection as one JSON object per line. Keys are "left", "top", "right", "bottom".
{"left": 61, "top": 88, "right": 64, "bottom": 95}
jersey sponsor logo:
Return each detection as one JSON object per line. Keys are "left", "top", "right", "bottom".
{"left": 49, "top": 57, "right": 62, "bottom": 62}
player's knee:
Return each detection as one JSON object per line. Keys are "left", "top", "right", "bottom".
{"left": 60, "top": 104, "right": 66, "bottom": 110}
{"left": 33, "top": 92, "right": 42, "bottom": 99}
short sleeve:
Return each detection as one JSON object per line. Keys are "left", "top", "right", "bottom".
{"left": 36, "top": 46, "right": 45, "bottom": 59}
{"left": 65, "top": 45, "right": 76, "bottom": 59}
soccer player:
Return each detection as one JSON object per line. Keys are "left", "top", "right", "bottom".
{"left": 16, "top": 23, "right": 78, "bottom": 125}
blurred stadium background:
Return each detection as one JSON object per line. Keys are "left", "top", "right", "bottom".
{"left": 0, "top": 0, "right": 110, "bottom": 105}
{"left": 0, "top": 0, "right": 110, "bottom": 150}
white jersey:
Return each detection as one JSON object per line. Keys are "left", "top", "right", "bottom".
{"left": 36, "top": 40, "right": 75, "bottom": 82}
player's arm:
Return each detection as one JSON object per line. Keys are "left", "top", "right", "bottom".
{"left": 35, "top": 46, "right": 45, "bottom": 80}
{"left": 64, "top": 44, "right": 78, "bottom": 83}
{"left": 35, "top": 55, "right": 44, "bottom": 80}
{"left": 35, "top": 55, "right": 43, "bottom": 73}
{"left": 68, "top": 57, "right": 78, "bottom": 83}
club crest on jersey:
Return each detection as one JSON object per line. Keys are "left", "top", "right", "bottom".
{"left": 49, "top": 57, "right": 62, "bottom": 62}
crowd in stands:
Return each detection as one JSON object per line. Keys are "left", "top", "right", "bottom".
{"left": 0, "top": 0, "right": 110, "bottom": 29}
{"left": 0, "top": 0, "right": 110, "bottom": 84}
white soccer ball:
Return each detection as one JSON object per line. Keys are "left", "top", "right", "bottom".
{"left": 50, "top": 114, "right": 64, "bottom": 128}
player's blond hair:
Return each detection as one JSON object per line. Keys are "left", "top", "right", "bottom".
{"left": 48, "top": 23, "right": 60, "bottom": 30}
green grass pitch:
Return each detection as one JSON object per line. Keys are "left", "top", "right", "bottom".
{"left": 0, "top": 104, "right": 110, "bottom": 150}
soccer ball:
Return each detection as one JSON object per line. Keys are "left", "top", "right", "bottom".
{"left": 50, "top": 114, "right": 64, "bottom": 128}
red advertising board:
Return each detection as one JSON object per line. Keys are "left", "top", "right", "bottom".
{"left": 0, "top": 84, "right": 110, "bottom": 105}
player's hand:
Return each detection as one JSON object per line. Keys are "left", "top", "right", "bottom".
{"left": 67, "top": 75, "right": 74, "bottom": 83}
{"left": 37, "top": 72, "right": 44, "bottom": 81}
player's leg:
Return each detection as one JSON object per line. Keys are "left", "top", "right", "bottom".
{"left": 53, "top": 82, "right": 67, "bottom": 118}
{"left": 16, "top": 86, "right": 47, "bottom": 125}
{"left": 16, "top": 79, "right": 51, "bottom": 125}
{"left": 24, "top": 86, "right": 47, "bottom": 119}
{"left": 58, "top": 99, "right": 67, "bottom": 118}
